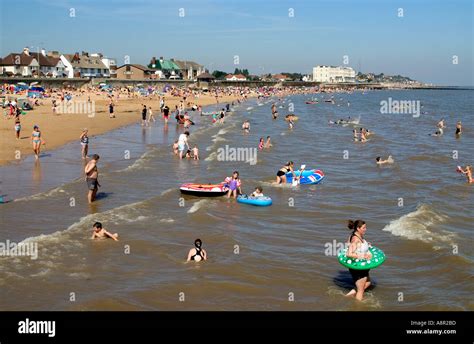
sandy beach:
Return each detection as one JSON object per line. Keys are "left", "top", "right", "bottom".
{"left": 0, "top": 91, "right": 243, "bottom": 166}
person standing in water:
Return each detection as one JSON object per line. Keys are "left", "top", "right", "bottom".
{"left": 192, "top": 145, "right": 199, "bottom": 160}
{"left": 225, "top": 171, "right": 242, "bottom": 198}
{"left": 163, "top": 105, "right": 170, "bottom": 123}
{"left": 85, "top": 154, "right": 100, "bottom": 203}
{"left": 345, "top": 220, "right": 372, "bottom": 301}
{"left": 258, "top": 138, "right": 264, "bottom": 150}
{"left": 31, "top": 125, "right": 45, "bottom": 160}
{"left": 275, "top": 161, "right": 296, "bottom": 184}
{"left": 437, "top": 118, "right": 446, "bottom": 135}
{"left": 148, "top": 106, "right": 156, "bottom": 123}
{"left": 178, "top": 131, "right": 190, "bottom": 159}
{"left": 80, "top": 128, "right": 89, "bottom": 159}
{"left": 91, "top": 222, "right": 118, "bottom": 241}
{"left": 271, "top": 103, "right": 278, "bottom": 119}
{"left": 264, "top": 136, "right": 272, "bottom": 148}
{"left": 455, "top": 121, "right": 462, "bottom": 137}
{"left": 458, "top": 165, "right": 473, "bottom": 184}
{"left": 141, "top": 105, "right": 148, "bottom": 126}
{"left": 242, "top": 120, "right": 250, "bottom": 134}
{"left": 187, "top": 239, "right": 207, "bottom": 262}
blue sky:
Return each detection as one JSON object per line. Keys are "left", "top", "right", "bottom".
{"left": 1, "top": 0, "right": 472, "bottom": 85}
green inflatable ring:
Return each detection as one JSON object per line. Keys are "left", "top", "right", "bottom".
{"left": 338, "top": 246, "right": 386, "bottom": 270}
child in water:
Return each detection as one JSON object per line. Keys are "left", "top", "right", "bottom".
{"left": 91, "top": 222, "right": 119, "bottom": 241}
{"left": 251, "top": 186, "right": 264, "bottom": 197}
{"left": 458, "top": 165, "right": 473, "bottom": 183}
{"left": 192, "top": 145, "right": 199, "bottom": 160}
{"left": 225, "top": 171, "right": 242, "bottom": 198}
{"left": 258, "top": 138, "right": 264, "bottom": 150}
{"left": 172, "top": 140, "right": 179, "bottom": 155}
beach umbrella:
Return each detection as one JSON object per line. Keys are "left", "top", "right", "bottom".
{"left": 17, "top": 82, "right": 27, "bottom": 86}
{"left": 30, "top": 81, "right": 39, "bottom": 86}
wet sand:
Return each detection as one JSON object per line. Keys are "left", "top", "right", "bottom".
{"left": 0, "top": 92, "right": 242, "bottom": 166}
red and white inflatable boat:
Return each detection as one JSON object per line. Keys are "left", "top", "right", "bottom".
{"left": 179, "top": 183, "right": 229, "bottom": 197}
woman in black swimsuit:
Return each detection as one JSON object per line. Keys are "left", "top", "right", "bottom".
{"left": 275, "top": 161, "right": 295, "bottom": 184}
{"left": 186, "top": 239, "right": 207, "bottom": 262}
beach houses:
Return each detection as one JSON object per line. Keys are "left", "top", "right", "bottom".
{"left": 148, "top": 57, "right": 181, "bottom": 79}
{"left": 29, "top": 50, "right": 67, "bottom": 77}
{"left": 61, "top": 52, "right": 109, "bottom": 78}
{"left": 173, "top": 60, "right": 205, "bottom": 80}
{"left": 225, "top": 74, "right": 247, "bottom": 81}
{"left": 312, "top": 66, "right": 356, "bottom": 83}
{"left": 116, "top": 64, "right": 156, "bottom": 80}
{"left": 273, "top": 74, "right": 291, "bottom": 81}
{"left": 0, "top": 48, "right": 39, "bottom": 76}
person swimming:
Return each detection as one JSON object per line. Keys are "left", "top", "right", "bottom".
{"left": 187, "top": 238, "right": 207, "bottom": 262}
{"left": 376, "top": 156, "right": 394, "bottom": 165}
{"left": 345, "top": 220, "right": 372, "bottom": 301}
{"left": 91, "top": 222, "right": 119, "bottom": 241}
{"left": 258, "top": 138, "right": 264, "bottom": 150}
{"left": 276, "top": 161, "right": 295, "bottom": 184}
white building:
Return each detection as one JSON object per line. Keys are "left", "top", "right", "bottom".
{"left": 61, "top": 52, "right": 109, "bottom": 78}
{"left": 312, "top": 65, "right": 356, "bottom": 83}
{"left": 101, "top": 57, "right": 117, "bottom": 78}
{"left": 0, "top": 48, "right": 40, "bottom": 76}
{"left": 30, "top": 49, "right": 67, "bottom": 77}
{"left": 225, "top": 74, "right": 247, "bottom": 81}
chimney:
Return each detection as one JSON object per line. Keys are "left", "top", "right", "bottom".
{"left": 159, "top": 56, "right": 164, "bottom": 63}
{"left": 23, "top": 47, "right": 30, "bottom": 56}
{"left": 41, "top": 49, "right": 46, "bottom": 56}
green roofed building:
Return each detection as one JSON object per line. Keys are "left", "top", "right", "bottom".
{"left": 148, "top": 56, "right": 181, "bottom": 79}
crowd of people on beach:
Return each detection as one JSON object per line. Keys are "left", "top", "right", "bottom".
{"left": 2, "top": 81, "right": 471, "bottom": 303}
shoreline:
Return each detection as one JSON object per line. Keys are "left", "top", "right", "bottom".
{"left": 0, "top": 93, "right": 243, "bottom": 167}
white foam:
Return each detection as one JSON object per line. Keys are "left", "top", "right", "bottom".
{"left": 246, "top": 107, "right": 254, "bottom": 110}
{"left": 14, "top": 185, "right": 69, "bottom": 202}
{"left": 205, "top": 151, "right": 217, "bottom": 162}
{"left": 212, "top": 136, "right": 227, "bottom": 143}
{"left": 188, "top": 199, "right": 209, "bottom": 213}
{"left": 117, "top": 149, "right": 155, "bottom": 172}
{"left": 19, "top": 199, "right": 151, "bottom": 244}
{"left": 160, "top": 218, "right": 175, "bottom": 223}
{"left": 160, "top": 188, "right": 175, "bottom": 196}
{"left": 382, "top": 204, "right": 456, "bottom": 247}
